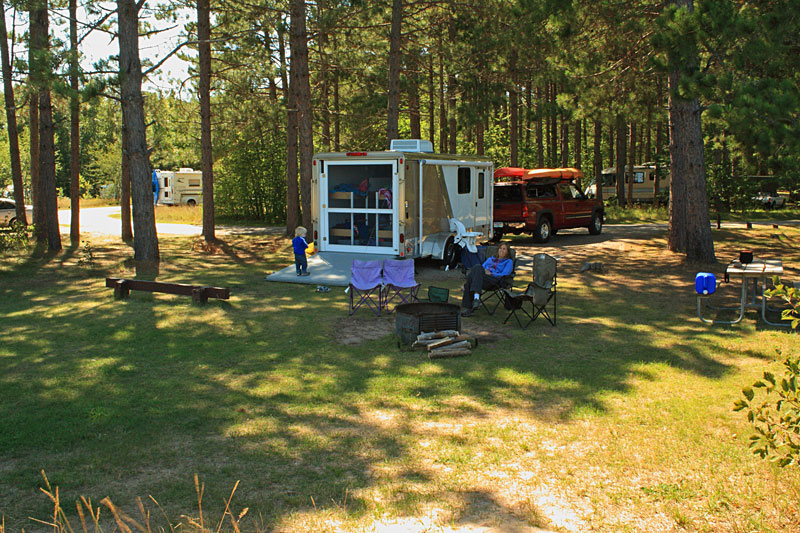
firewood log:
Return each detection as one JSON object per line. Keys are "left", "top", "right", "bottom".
{"left": 429, "top": 340, "right": 471, "bottom": 352}
{"left": 428, "top": 349, "right": 472, "bottom": 359}
{"left": 417, "top": 330, "right": 459, "bottom": 341}
{"left": 427, "top": 335, "right": 470, "bottom": 350}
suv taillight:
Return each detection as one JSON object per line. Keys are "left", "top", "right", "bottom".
{"left": 522, "top": 206, "right": 529, "bottom": 219}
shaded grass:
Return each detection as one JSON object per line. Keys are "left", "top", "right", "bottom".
{"left": 1, "top": 226, "right": 800, "bottom": 531}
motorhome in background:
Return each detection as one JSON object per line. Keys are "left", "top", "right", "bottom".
{"left": 311, "top": 139, "right": 493, "bottom": 267}
{"left": 584, "top": 164, "right": 670, "bottom": 203}
{"left": 155, "top": 168, "right": 203, "bottom": 206}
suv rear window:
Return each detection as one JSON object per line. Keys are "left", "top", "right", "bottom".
{"left": 525, "top": 183, "right": 557, "bottom": 198}
{"left": 494, "top": 185, "right": 523, "bottom": 202}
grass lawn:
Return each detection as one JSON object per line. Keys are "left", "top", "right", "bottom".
{"left": 1, "top": 225, "right": 800, "bottom": 532}
{"left": 604, "top": 204, "right": 800, "bottom": 224}
{"left": 106, "top": 205, "right": 271, "bottom": 227}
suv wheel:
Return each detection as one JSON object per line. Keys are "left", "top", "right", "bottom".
{"left": 589, "top": 212, "right": 603, "bottom": 235}
{"left": 533, "top": 217, "right": 552, "bottom": 243}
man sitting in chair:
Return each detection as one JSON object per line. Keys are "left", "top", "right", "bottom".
{"left": 461, "top": 242, "right": 513, "bottom": 316}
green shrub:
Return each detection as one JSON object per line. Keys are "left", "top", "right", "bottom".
{"left": 734, "top": 280, "right": 800, "bottom": 466}
{"left": 0, "top": 223, "right": 31, "bottom": 251}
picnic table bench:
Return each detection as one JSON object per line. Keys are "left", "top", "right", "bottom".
{"left": 105, "top": 277, "right": 230, "bottom": 304}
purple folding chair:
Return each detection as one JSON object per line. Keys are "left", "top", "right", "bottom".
{"left": 382, "top": 259, "right": 420, "bottom": 313}
{"left": 349, "top": 260, "right": 383, "bottom": 316}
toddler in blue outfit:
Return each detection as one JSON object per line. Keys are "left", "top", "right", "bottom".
{"left": 292, "top": 226, "right": 310, "bottom": 276}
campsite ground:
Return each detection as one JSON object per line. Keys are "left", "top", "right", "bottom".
{"left": 1, "top": 221, "right": 800, "bottom": 532}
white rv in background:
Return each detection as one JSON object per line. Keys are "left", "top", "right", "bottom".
{"left": 156, "top": 168, "right": 203, "bottom": 206}
{"left": 311, "top": 139, "right": 493, "bottom": 267}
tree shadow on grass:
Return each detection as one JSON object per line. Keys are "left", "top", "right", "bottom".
{"left": 1, "top": 228, "right": 798, "bottom": 530}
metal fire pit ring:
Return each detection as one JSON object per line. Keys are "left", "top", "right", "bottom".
{"left": 395, "top": 302, "right": 462, "bottom": 345}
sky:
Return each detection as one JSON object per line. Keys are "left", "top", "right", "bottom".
{"left": 5, "top": 3, "right": 194, "bottom": 96}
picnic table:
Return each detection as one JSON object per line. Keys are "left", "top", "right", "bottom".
{"left": 698, "top": 259, "right": 789, "bottom": 327}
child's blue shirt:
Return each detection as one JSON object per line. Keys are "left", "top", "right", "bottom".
{"left": 292, "top": 236, "right": 308, "bottom": 255}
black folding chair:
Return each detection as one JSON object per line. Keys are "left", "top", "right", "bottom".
{"left": 503, "top": 253, "right": 557, "bottom": 328}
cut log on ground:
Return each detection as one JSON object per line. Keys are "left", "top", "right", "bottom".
{"left": 427, "top": 335, "right": 470, "bottom": 350}
{"left": 417, "top": 330, "right": 459, "bottom": 341}
{"left": 430, "top": 340, "right": 471, "bottom": 352}
{"left": 429, "top": 349, "right": 471, "bottom": 359}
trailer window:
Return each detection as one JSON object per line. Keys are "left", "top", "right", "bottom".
{"left": 634, "top": 172, "right": 644, "bottom": 184}
{"left": 189, "top": 178, "right": 201, "bottom": 187}
{"left": 602, "top": 173, "right": 615, "bottom": 186}
{"left": 458, "top": 168, "right": 471, "bottom": 194}
{"left": 477, "top": 172, "right": 485, "bottom": 199}
{"left": 163, "top": 177, "right": 169, "bottom": 187}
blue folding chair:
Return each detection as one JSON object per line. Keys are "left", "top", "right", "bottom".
{"left": 382, "top": 259, "right": 420, "bottom": 313}
{"left": 349, "top": 260, "right": 383, "bottom": 316}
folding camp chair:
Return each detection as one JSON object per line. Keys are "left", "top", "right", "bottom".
{"left": 503, "top": 253, "right": 557, "bottom": 327}
{"left": 349, "top": 260, "right": 383, "bottom": 316}
{"left": 382, "top": 259, "right": 421, "bottom": 312}
{"left": 478, "top": 245, "right": 517, "bottom": 315}
{"left": 420, "top": 286, "right": 450, "bottom": 303}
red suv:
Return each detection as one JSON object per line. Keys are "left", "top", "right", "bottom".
{"left": 492, "top": 167, "right": 604, "bottom": 243}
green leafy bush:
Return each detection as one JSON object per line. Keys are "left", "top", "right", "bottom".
{"left": 734, "top": 358, "right": 800, "bottom": 467}
{"left": 734, "top": 280, "right": 800, "bottom": 466}
{"left": 0, "top": 223, "right": 31, "bottom": 251}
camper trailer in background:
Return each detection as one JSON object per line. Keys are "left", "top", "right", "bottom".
{"left": 155, "top": 168, "right": 203, "bottom": 206}
{"left": 585, "top": 164, "right": 670, "bottom": 203}
{"left": 311, "top": 139, "right": 493, "bottom": 267}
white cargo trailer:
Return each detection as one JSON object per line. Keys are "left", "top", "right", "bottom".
{"left": 156, "top": 168, "right": 203, "bottom": 206}
{"left": 311, "top": 140, "right": 493, "bottom": 266}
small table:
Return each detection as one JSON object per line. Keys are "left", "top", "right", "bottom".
{"left": 698, "top": 259, "right": 789, "bottom": 326}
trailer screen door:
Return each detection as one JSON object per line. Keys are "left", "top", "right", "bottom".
{"left": 320, "top": 160, "right": 398, "bottom": 253}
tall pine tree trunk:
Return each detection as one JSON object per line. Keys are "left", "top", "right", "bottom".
{"left": 290, "top": 0, "right": 313, "bottom": 229}
{"left": 447, "top": 21, "right": 456, "bottom": 154}
{"left": 0, "top": 1, "right": 25, "bottom": 224}
{"left": 508, "top": 50, "right": 518, "bottom": 167}
{"left": 29, "top": 10, "right": 42, "bottom": 241}
{"left": 118, "top": 0, "right": 158, "bottom": 269}
{"left": 428, "top": 53, "right": 435, "bottom": 145}
{"left": 69, "top": 0, "right": 79, "bottom": 243}
{"left": 31, "top": 5, "right": 60, "bottom": 250}
{"left": 408, "top": 72, "right": 421, "bottom": 139}
{"left": 667, "top": 4, "right": 715, "bottom": 261}
{"left": 627, "top": 122, "right": 636, "bottom": 205}
{"left": 438, "top": 51, "right": 446, "bottom": 152}
{"left": 198, "top": 0, "right": 215, "bottom": 241}
{"left": 525, "top": 81, "right": 532, "bottom": 150}
{"left": 560, "top": 117, "right": 568, "bottom": 168}
{"left": 318, "top": 1, "right": 331, "bottom": 151}
{"left": 593, "top": 120, "right": 603, "bottom": 204}
{"left": 654, "top": 77, "right": 663, "bottom": 206}
{"left": 280, "top": 22, "right": 298, "bottom": 234}
{"left": 615, "top": 114, "right": 627, "bottom": 207}
{"left": 121, "top": 120, "right": 132, "bottom": 241}
{"left": 536, "top": 86, "right": 544, "bottom": 167}
{"left": 386, "top": 0, "right": 402, "bottom": 146}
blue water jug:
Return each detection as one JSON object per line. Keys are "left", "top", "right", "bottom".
{"left": 695, "top": 272, "right": 716, "bottom": 295}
